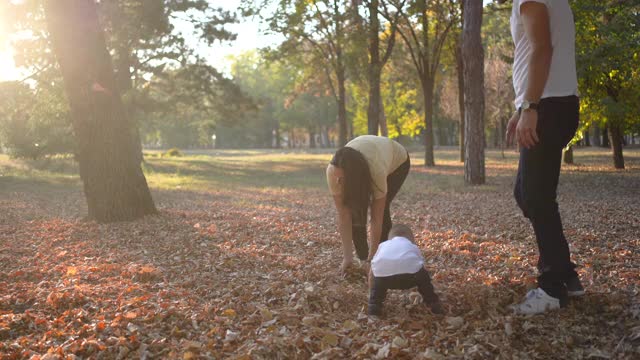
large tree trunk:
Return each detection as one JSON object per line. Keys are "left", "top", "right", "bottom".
{"left": 456, "top": 42, "right": 465, "bottom": 163}
{"left": 456, "top": 0, "right": 465, "bottom": 163}
{"left": 462, "top": 0, "right": 485, "bottom": 185}
{"left": 110, "top": 3, "right": 144, "bottom": 164}
{"left": 609, "top": 122, "right": 625, "bottom": 169}
{"left": 422, "top": 79, "right": 436, "bottom": 167}
{"left": 44, "top": 0, "right": 156, "bottom": 223}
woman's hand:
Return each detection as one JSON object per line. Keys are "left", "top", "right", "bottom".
{"left": 341, "top": 258, "right": 354, "bottom": 273}
{"left": 332, "top": 195, "right": 354, "bottom": 274}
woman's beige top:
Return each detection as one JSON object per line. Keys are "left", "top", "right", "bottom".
{"left": 326, "top": 135, "right": 408, "bottom": 200}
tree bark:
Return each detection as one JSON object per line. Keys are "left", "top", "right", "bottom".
{"left": 44, "top": 0, "right": 156, "bottom": 223}
{"left": 593, "top": 125, "right": 601, "bottom": 147}
{"left": 584, "top": 127, "right": 590, "bottom": 146}
{"left": 456, "top": 0, "right": 465, "bottom": 163}
{"left": 609, "top": 123, "right": 625, "bottom": 169}
{"left": 422, "top": 79, "right": 436, "bottom": 167}
{"left": 563, "top": 146, "right": 574, "bottom": 164}
{"left": 500, "top": 115, "right": 506, "bottom": 158}
{"left": 367, "top": 0, "right": 381, "bottom": 135}
{"left": 602, "top": 125, "right": 610, "bottom": 148}
{"left": 337, "top": 63, "right": 348, "bottom": 146}
{"left": 456, "top": 42, "right": 465, "bottom": 163}
{"left": 462, "top": 0, "right": 485, "bottom": 185}
{"left": 309, "top": 128, "right": 316, "bottom": 148}
{"left": 378, "top": 97, "right": 388, "bottom": 136}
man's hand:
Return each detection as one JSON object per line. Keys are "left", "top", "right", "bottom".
{"left": 506, "top": 111, "right": 519, "bottom": 147}
{"left": 516, "top": 109, "right": 539, "bottom": 149}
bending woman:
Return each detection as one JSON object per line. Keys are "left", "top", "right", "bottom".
{"left": 326, "top": 135, "right": 410, "bottom": 272}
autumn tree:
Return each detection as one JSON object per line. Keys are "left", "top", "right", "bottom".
{"left": 362, "top": 0, "right": 404, "bottom": 136}
{"left": 385, "top": 0, "right": 456, "bottom": 166}
{"left": 249, "top": 0, "right": 359, "bottom": 146}
{"left": 452, "top": 0, "right": 464, "bottom": 162}
{"left": 574, "top": 0, "right": 640, "bottom": 169}
{"left": 8, "top": 0, "right": 241, "bottom": 152}
{"left": 462, "top": 0, "right": 484, "bottom": 184}
{"left": 483, "top": 2, "right": 514, "bottom": 156}
{"left": 44, "top": 0, "right": 156, "bottom": 222}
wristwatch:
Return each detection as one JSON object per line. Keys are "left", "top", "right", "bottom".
{"left": 518, "top": 100, "right": 538, "bottom": 114}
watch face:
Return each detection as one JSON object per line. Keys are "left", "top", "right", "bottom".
{"left": 521, "top": 100, "right": 530, "bottom": 109}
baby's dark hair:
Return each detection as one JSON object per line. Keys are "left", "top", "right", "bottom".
{"left": 389, "top": 224, "right": 414, "bottom": 241}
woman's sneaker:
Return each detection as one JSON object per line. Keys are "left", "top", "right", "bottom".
{"left": 510, "top": 288, "right": 560, "bottom": 315}
{"left": 566, "top": 276, "right": 585, "bottom": 297}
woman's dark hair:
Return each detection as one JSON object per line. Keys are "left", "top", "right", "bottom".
{"left": 331, "top": 147, "right": 372, "bottom": 212}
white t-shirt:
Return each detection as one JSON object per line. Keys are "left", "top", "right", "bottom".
{"left": 510, "top": 0, "right": 578, "bottom": 108}
{"left": 371, "top": 236, "right": 424, "bottom": 277}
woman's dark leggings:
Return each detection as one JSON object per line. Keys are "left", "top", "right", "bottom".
{"left": 352, "top": 156, "right": 410, "bottom": 260}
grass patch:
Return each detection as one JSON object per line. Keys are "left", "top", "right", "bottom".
{"left": 1, "top": 147, "right": 638, "bottom": 196}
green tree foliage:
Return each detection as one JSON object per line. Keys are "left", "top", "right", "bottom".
{"left": 574, "top": 0, "right": 640, "bottom": 169}
{"left": 0, "top": 81, "right": 73, "bottom": 159}
{"left": 226, "top": 51, "right": 337, "bottom": 148}
{"left": 246, "top": 0, "right": 361, "bottom": 146}
{"left": 1, "top": 0, "right": 247, "bottom": 154}
{"left": 384, "top": 0, "right": 457, "bottom": 166}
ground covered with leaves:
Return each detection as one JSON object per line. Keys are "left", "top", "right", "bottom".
{"left": 1, "top": 148, "right": 639, "bottom": 359}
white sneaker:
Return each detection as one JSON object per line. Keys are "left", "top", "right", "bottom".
{"left": 510, "top": 288, "right": 560, "bottom": 315}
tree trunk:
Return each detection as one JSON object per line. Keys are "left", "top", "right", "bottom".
{"left": 110, "top": 5, "right": 144, "bottom": 164}
{"left": 422, "top": 79, "right": 436, "bottom": 167}
{"left": 274, "top": 121, "right": 281, "bottom": 148}
{"left": 462, "top": 0, "right": 485, "bottom": 185}
{"left": 563, "top": 145, "right": 574, "bottom": 164}
{"left": 309, "top": 128, "right": 316, "bottom": 148}
{"left": 500, "top": 115, "right": 506, "bottom": 158}
{"left": 378, "top": 97, "right": 388, "bottom": 136}
{"left": 593, "top": 125, "right": 601, "bottom": 147}
{"left": 337, "top": 65, "right": 348, "bottom": 146}
{"left": 609, "top": 123, "right": 625, "bottom": 169}
{"left": 584, "top": 127, "right": 590, "bottom": 146}
{"left": 44, "top": 0, "right": 156, "bottom": 223}
{"left": 602, "top": 125, "right": 610, "bottom": 148}
{"left": 367, "top": 0, "right": 381, "bottom": 136}
{"left": 321, "top": 126, "right": 329, "bottom": 148}
{"left": 456, "top": 35, "right": 465, "bottom": 162}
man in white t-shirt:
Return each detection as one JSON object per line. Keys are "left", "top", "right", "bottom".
{"left": 506, "top": 0, "right": 585, "bottom": 315}
{"left": 368, "top": 224, "right": 443, "bottom": 316}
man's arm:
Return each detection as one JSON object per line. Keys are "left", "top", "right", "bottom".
{"left": 517, "top": 2, "right": 552, "bottom": 148}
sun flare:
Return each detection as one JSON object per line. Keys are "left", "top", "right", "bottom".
{"left": 0, "top": 48, "right": 21, "bottom": 81}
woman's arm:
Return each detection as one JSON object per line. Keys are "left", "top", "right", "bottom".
{"left": 367, "top": 196, "right": 386, "bottom": 261}
{"left": 332, "top": 195, "right": 354, "bottom": 269}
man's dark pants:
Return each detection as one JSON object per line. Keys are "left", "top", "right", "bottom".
{"left": 513, "top": 95, "right": 580, "bottom": 303}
